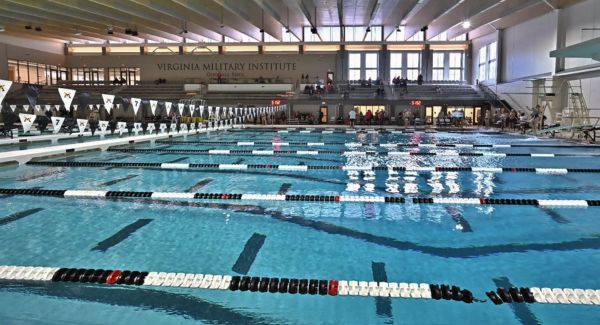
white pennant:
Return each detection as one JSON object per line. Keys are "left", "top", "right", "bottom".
{"left": 102, "top": 94, "right": 114, "bottom": 113}
{"left": 96, "top": 104, "right": 102, "bottom": 110}
{"left": 19, "top": 113, "right": 36, "bottom": 133}
{"left": 58, "top": 88, "right": 76, "bottom": 111}
{"left": 208, "top": 106, "right": 212, "bottom": 117}
{"left": 0, "top": 79, "right": 13, "bottom": 105}
{"left": 178, "top": 103, "right": 185, "bottom": 116}
{"left": 23, "top": 105, "right": 30, "bottom": 112}
{"left": 10, "top": 105, "right": 17, "bottom": 112}
{"left": 88, "top": 104, "right": 94, "bottom": 110}
{"left": 189, "top": 104, "right": 195, "bottom": 117}
{"left": 149, "top": 100, "right": 158, "bottom": 116}
{"left": 165, "top": 102, "right": 172, "bottom": 115}
{"left": 199, "top": 105, "right": 204, "bottom": 118}
{"left": 72, "top": 104, "right": 78, "bottom": 111}
{"left": 34, "top": 105, "right": 41, "bottom": 112}
{"left": 51, "top": 117, "right": 65, "bottom": 134}
{"left": 99, "top": 120, "right": 109, "bottom": 135}
{"left": 76, "top": 119, "right": 88, "bottom": 135}
{"left": 131, "top": 97, "right": 141, "bottom": 115}
{"left": 117, "top": 122, "right": 127, "bottom": 136}
{"left": 44, "top": 105, "right": 51, "bottom": 111}
{"left": 54, "top": 105, "right": 61, "bottom": 111}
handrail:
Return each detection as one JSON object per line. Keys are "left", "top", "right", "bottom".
{"left": 478, "top": 84, "right": 515, "bottom": 113}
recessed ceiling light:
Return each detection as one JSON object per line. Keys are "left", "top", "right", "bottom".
{"left": 462, "top": 21, "right": 471, "bottom": 29}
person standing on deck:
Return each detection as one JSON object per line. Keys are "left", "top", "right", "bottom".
{"left": 348, "top": 109, "right": 356, "bottom": 127}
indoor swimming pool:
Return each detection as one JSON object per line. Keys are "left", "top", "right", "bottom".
{"left": 1, "top": 128, "right": 600, "bottom": 324}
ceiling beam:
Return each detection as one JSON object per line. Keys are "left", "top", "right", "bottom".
{"left": 253, "top": 0, "right": 304, "bottom": 41}
{"left": 403, "top": 0, "right": 460, "bottom": 40}
{"left": 381, "top": 0, "right": 419, "bottom": 40}
{"left": 426, "top": 0, "right": 499, "bottom": 40}
{"left": 172, "top": 0, "right": 263, "bottom": 41}
{"left": 446, "top": 0, "right": 539, "bottom": 40}
{"left": 215, "top": 0, "right": 282, "bottom": 40}
{"left": 2, "top": 0, "right": 147, "bottom": 42}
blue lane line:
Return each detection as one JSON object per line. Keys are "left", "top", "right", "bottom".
{"left": 166, "top": 157, "right": 189, "bottom": 163}
{"left": 231, "top": 233, "right": 266, "bottom": 275}
{"left": 0, "top": 281, "right": 277, "bottom": 324}
{"left": 101, "top": 198, "right": 600, "bottom": 258}
{"left": 537, "top": 206, "right": 570, "bottom": 224}
{"left": 185, "top": 178, "right": 214, "bottom": 192}
{"left": 372, "top": 262, "right": 393, "bottom": 321}
{"left": 91, "top": 219, "right": 153, "bottom": 252}
{"left": 493, "top": 277, "right": 541, "bottom": 325}
{"left": 0, "top": 208, "right": 44, "bottom": 227}
{"left": 100, "top": 174, "right": 138, "bottom": 186}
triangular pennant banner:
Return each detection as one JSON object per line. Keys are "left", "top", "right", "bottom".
{"left": 0, "top": 79, "right": 13, "bottom": 105}
{"left": 199, "top": 105, "right": 204, "bottom": 118}
{"left": 72, "top": 104, "right": 78, "bottom": 111}
{"left": 54, "top": 105, "right": 61, "bottom": 111}
{"left": 149, "top": 100, "right": 158, "bottom": 116}
{"left": 102, "top": 94, "right": 114, "bottom": 113}
{"left": 10, "top": 105, "right": 17, "bottom": 112}
{"left": 99, "top": 120, "right": 108, "bottom": 135}
{"left": 76, "top": 119, "right": 88, "bottom": 135}
{"left": 23, "top": 105, "right": 30, "bottom": 112}
{"left": 189, "top": 104, "right": 195, "bottom": 117}
{"left": 131, "top": 97, "right": 141, "bottom": 115}
{"left": 34, "top": 105, "right": 41, "bottom": 112}
{"left": 178, "top": 103, "right": 185, "bottom": 116}
{"left": 117, "top": 122, "right": 127, "bottom": 136}
{"left": 58, "top": 88, "right": 76, "bottom": 110}
{"left": 51, "top": 117, "right": 65, "bottom": 134}
{"left": 44, "top": 105, "right": 51, "bottom": 111}
{"left": 165, "top": 102, "right": 172, "bottom": 115}
{"left": 19, "top": 113, "right": 36, "bottom": 133}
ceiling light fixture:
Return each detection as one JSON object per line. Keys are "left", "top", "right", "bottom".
{"left": 366, "top": 26, "right": 371, "bottom": 33}
{"left": 107, "top": 26, "right": 114, "bottom": 35}
{"left": 462, "top": 20, "right": 471, "bottom": 29}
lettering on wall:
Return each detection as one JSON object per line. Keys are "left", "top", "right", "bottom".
{"left": 157, "top": 62, "right": 297, "bottom": 77}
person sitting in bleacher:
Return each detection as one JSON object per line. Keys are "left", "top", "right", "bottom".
{"left": 1, "top": 110, "right": 17, "bottom": 138}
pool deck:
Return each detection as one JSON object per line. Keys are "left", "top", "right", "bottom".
{"left": 0, "top": 129, "right": 211, "bottom": 165}
{"left": 0, "top": 131, "right": 99, "bottom": 146}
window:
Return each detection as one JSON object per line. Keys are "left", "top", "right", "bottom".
{"left": 386, "top": 28, "right": 405, "bottom": 42}
{"left": 303, "top": 26, "right": 340, "bottom": 42}
{"left": 348, "top": 53, "right": 361, "bottom": 81}
{"left": 451, "top": 33, "right": 467, "bottom": 41}
{"left": 282, "top": 28, "right": 301, "bottom": 42}
{"left": 478, "top": 41, "right": 497, "bottom": 81}
{"left": 345, "top": 26, "right": 382, "bottom": 42}
{"left": 7, "top": 59, "right": 68, "bottom": 85}
{"left": 389, "top": 53, "right": 403, "bottom": 80}
{"left": 432, "top": 52, "right": 444, "bottom": 81}
{"left": 478, "top": 45, "right": 487, "bottom": 81}
{"left": 407, "top": 31, "right": 424, "bottom": 41}
{"left": 488, "top": 42, "right": 497, "bottom": 80}
{"left": 430, "top": 32, "right": 447, "bottom": 41}
{"left": 365, "top": 53, "right": 378, "bottom": 80}
{"left": 407, "top": 52, "right": 420, "bottom": 80}
{"left": 348, "top": 52, "right": 379, "bottom": 80}
{"left": 449, "top": 52, "right": 463, "bottom": 81}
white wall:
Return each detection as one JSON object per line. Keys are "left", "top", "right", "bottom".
{"left": 66, "top": 53, "right": 337, "bottom": 83}
{"left": 501, "top": 11, "right": 557, "bottom": 82}
{"left": 0, "top": 34, "right": 66, "bottom": 80}
{"left": 562, "top": 0, "right": 600, "bottom": 69}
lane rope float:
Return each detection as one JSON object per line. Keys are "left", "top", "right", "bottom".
{"left": 107, "top": 148, "right": 600, "bottom": 158}
{"left": 26, "top": 161, "right": 600, "bottom": 175}
{"left": 1, "top": 265, "right": 598, "bottom": 306}
{"left": 1, "top": 188, "right": 599, "bottom": 207}
{"left": 156, "top": 140, "right": 600, "bottom": 149}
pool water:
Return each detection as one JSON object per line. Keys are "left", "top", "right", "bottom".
{"left": 1, "top": 129, "right": 600, "bottom": 324}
